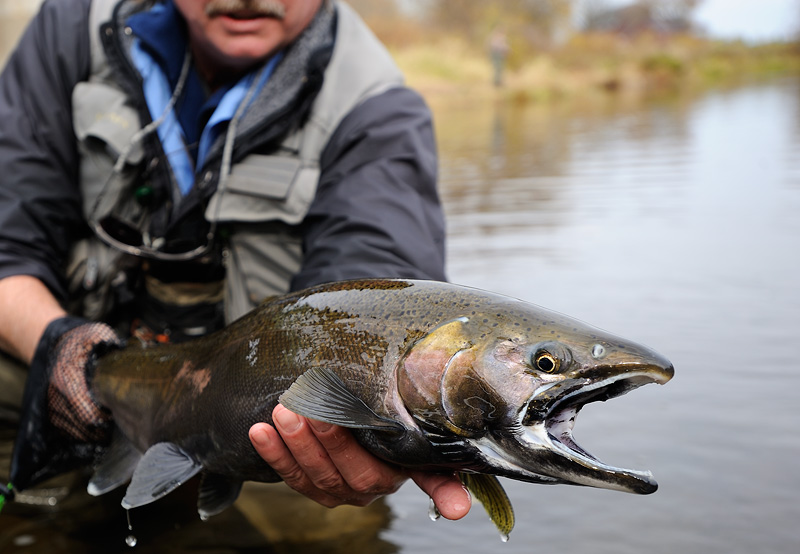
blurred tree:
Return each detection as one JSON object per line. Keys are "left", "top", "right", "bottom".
{"left": 581, "top": 0, "right": 702, "bottom": 35}
{"left": 580, "top": 0, "right": 613, "bottom": 30}
{"left": 424, "top": 0, "right": 574, "bottom": 50}
{"left": 347, "top": 0, "right": 402, "bottom": 19}
{"left": 347, "top": 0, "right": 429, "bottom": 47}
{"left": 647, "top": 0, "right": 702, "bottom": 33}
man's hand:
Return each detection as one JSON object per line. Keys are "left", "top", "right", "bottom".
{"left": 46, "top": 320, "right": 121, "bottom": 442}
{"left": 249, "top": 404, "right": 472, "bottom": 519}
{"left": 8, "top": 316, "right": 124, "bottom": 492}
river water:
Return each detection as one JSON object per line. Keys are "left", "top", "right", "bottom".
{"left": 2, "top": 7, "right": 800, "bottom": 553}
{"left": 381, "top": 78, "right": 800, "bottom": 554}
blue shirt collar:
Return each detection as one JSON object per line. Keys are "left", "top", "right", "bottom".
{"left": 126, "top": 1, "right": 189, "bottom": 88}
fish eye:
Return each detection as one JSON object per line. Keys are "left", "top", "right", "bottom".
{"left": 533, "top": 350, "right": 560, "bottom": 373}
{"left": 528, "top": 342, "right": 572, "bottom": 375}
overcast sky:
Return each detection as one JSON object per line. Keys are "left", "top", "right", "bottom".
{"left": 573, "top": 0, "right": 799, "bottom": 42}
{"left": 693, "top": 0, "right": 800, "bottom": 42}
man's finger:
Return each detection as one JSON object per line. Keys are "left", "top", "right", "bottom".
{"left": 250, "top": 423, "right": 342, "bottom": 508}
{"left": 248, "top": 421, "right": 343, "bottom": 507}
{"left": 271, "top": 406, "right": 354, "bottom": 498}
{"left": 409, "top": 470, "right": 472, "bottom": 521}
{"left": 306, "top": 417, "right": 407, "bottom": 496}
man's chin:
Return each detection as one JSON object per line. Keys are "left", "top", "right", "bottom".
{"left": 206, "top": 26, "right": 282, "bottom": 63}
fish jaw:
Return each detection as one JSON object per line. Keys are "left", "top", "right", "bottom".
{"left": 468, "top": 366, "right": 673, "bottom": 494}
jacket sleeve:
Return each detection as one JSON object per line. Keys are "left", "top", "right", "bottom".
{"left": 0, "top": 0, "right": 92, "bottom": 300}
{"left": 291, "top": 86, "right": 447, "bottom": 290}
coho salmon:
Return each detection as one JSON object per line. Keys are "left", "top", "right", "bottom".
{"left": 6, "top": 279, "right": 674, "bottom": 537}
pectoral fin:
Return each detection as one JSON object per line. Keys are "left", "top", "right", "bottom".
{"left": 279, "top": 368, "right": 404, "bottom": 432}
{"left": 121, "top": 442, "right": 202, "bottom": 510}
{"left": 460, "top": 472, "right": 515, "bottom": 540}
{"left": 87, "top": 430, "right": 142, "bottom": 496}
{"left": 198, "top": 473, "right": 243, "bottom": 519}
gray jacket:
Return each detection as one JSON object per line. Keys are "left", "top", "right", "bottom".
{"left": 0, "top": 0, "right": 446, "bottom": 331}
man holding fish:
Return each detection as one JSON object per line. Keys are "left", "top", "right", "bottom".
{"left": 0, "top": 0, "right": 470, "bottom": 519}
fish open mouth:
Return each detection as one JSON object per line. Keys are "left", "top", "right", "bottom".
{"left": 474, "top": 368, "right": 672, "bottom": 494}
{"left": 545, "top": 373, "right": 656, "bottom": 458}
{"left": 534, "top": 371, "right": 667, "bottom": 493}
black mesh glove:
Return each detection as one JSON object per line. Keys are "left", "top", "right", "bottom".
{"left": 9, "top": 316, "right": 123, "bottom": 491}
{"left": 45, "top": 319, "right": 122, "bottom": 442}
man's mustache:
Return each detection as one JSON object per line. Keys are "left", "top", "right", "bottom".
{"left": 205, "top": 0, "right": 286, "bottom": 19}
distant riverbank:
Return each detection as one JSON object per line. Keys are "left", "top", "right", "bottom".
{"left": 385, "top": 32, "right": 800, "bottom": 103}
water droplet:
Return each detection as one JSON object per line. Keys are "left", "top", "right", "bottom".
{"left": 500, "top": 532, "right": 509, "bottom": 543}
{"left": 591, "top": 344, "right": 606, "bottom": 359}
{"left": 428, "top": 498, "right": 441, "bottom": 521}
{"left": 13, "top": 535, "right": 36, "bottom": 547}
{"left": 125, "top": 509, "right": 137, "bottom": 546}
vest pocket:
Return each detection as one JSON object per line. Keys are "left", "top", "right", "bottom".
{"left": 206, "top": 154, "right": 320, "bottom": 321}
{"left": 72, "top": 81, "right": 144, "bottom": 221}
{"left": 73, "top": 81, "right": 144, "bottom": 158}
{"left": 205, "top": 154, "right": 320, "bottom": 225}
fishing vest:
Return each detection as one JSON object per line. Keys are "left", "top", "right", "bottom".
{"left": 68, "top": 0, "right": 404, "bottom": 326}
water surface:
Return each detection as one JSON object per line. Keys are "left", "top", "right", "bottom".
{"left": 382, "top": 78, "right": 800, "bottom": 553}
